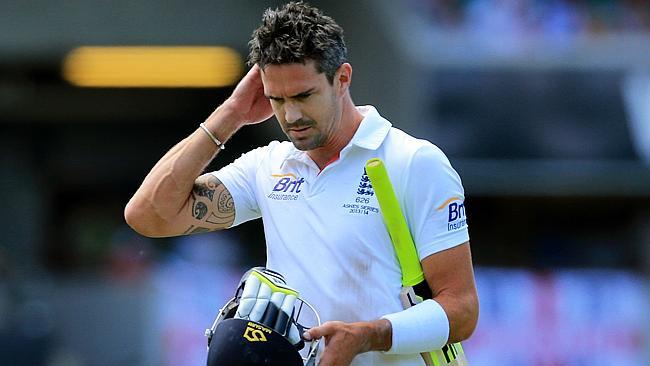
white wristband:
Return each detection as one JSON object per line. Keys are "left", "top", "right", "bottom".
{"left": 199, "top": 122, "right": 225, "bottom": 150}
{"left": 381, "top": 299, "right": 450, "bottom": 355}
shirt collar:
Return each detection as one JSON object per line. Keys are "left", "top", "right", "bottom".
{"left": 282, "top": 105, "right": 392, "bottom": 167}
{"left": 349, "top": 105, "right": 392, "bottom": 150}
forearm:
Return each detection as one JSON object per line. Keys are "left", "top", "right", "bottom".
{"left": 358, "top": 319, "right": 393, "bottom": 353}
{"left": 125, "top": 104, "right": 242, "bottom": 236}
{"left": 302, "top": 318, "right": 392, "bottom": 365}
{"left": 417, "top": 242, "right": 478, "bottom": 344}
{"left": 381, "top": 291, "right": 478, "bottom": 355}
{"left": 434, "top": 290, "right": 479, "bottom": 344}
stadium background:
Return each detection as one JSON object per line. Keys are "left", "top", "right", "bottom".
{"left": 1, "top": 0, "right": 649, "bottom": 365}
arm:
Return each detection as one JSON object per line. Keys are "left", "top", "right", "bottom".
{"left": 421, "top": 241, "right": 479, "bottom": 343}
{"left": 303, "top": 242, "right": 478, "bottom": 366}
{"left": 124, "top": 65, "right": 273, "bottom": 237}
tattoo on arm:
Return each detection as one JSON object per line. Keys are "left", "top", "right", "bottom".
{"left": 192, "top": 201, "right": 208, "bottom": 219}
{"left": 193, "top": 180, "right": 215, "bottom": 201}
{"left": 217, "top": 189, "right": 234, "bottom": 214}
{"left": 183, "top": 225, "right": 211, "bottom": 235}
{"left": 187, "top": 174, "right": 235, "bottom": 233}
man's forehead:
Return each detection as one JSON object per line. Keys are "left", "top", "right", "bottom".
{"left": 261, "top": 61, "right": 326, "bottom": 95}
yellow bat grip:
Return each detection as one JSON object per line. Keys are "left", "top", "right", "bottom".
{"left": 365, "top": 158, "right": 424, "bottom": 287}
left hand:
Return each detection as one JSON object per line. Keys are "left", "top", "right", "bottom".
{"left": 303, "top": 319, "right": 392, "bottom": 366}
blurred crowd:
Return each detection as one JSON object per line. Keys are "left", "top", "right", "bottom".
{"left": 412, "top": 0, "right": 650, "bottom": 35}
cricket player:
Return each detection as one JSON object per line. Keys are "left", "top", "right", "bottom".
{"left": 125, "top": 2, "right": 478, "bottom": 365}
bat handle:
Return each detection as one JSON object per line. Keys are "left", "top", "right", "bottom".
{"left": 420, "top": 352, "right": 437, "bottom": 366}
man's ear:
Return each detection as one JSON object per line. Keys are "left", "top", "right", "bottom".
{"left": 335, "top": 63, "right": 352, "bottom": 96}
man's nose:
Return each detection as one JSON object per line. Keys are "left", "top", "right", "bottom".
{"left": 284, "top": 102, "right": 302, "bottom": 124}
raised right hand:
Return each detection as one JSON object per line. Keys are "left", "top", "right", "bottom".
{"left": 124, "top": 66, "right": 273, "bottom": 239}
{"left": 223, "top": 64, "right": 274, "bottom": 126}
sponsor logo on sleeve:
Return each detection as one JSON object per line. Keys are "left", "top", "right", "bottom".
{"left": 437, "top": 196, "right": 467, "bottom": 231}
{"left": 268, "top": 173, "right": 304, "bottom": 201}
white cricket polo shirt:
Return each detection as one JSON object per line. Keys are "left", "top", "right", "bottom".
{"left": 212, "top": 106, "right": 469, "bottom": 366}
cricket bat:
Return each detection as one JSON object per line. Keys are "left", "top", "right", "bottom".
{"left": 365, "top": 158, "right": 469, "bottom": 366}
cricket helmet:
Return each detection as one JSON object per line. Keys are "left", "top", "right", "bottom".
{"left": 205, "top": 267, "right": 321, "bottom": 366}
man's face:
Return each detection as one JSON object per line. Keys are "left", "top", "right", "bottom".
{"left": 261, "top": 61, "right": 341, "bottom": 151}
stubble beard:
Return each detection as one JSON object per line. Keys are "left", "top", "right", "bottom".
{"left": 283, "top": 118, "right": 324, "bottom": 151}
{"left": 289, "top": 131, "right": 326, "bottom": 151}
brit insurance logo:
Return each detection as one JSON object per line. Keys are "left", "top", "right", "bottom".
{"left": 268, "top": 173, "right": 304, "bottom": 201}
{"left": 342, "top": 169, "right": 379, "bottom": 215}
{"left": 437, "top": 196, "right": 467, "bottom": 231}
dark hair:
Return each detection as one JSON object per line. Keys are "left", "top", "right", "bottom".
{"left": 248, "top": 2, "right": 347, "bottom": 83}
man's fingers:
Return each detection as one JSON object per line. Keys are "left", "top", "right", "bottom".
{"left": 231, "top": 64, "right": 262, "bottom": 99}
{"left": 303, "top": 321, "right": 340, "bottom": 340}
{"left": 305, "top": 322, "right": 357, "bottom": 366}
{"left": 227, "top": 63, "right": 273, "bottom": 125}
{"left": 302, "top": 323, "right": 324, "bottom": 340}
{"left": 241, "top": 63, "right": 261, "bottom": 82}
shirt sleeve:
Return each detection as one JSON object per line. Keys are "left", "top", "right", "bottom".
{"left": 403, "top": 144, "right": 470, "bottom": 260}
{"left": 210, "top": 145, "right": 268, "bottom": 227}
